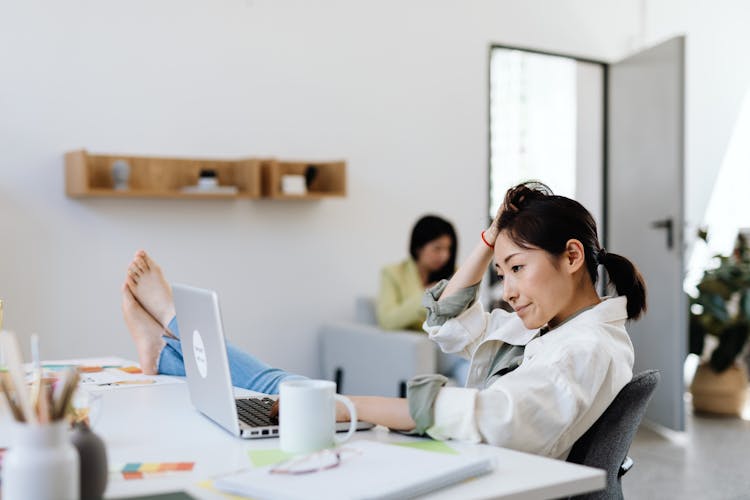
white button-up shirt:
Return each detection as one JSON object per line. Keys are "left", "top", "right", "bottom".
{"left": 423, "top": 296, "right": 634, "bottom": 459}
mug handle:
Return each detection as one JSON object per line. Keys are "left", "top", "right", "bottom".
{"left": 333, "top": 394, "right": 358, "bottom": 445}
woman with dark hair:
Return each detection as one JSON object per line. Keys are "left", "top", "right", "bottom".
{"left": 376, "top": 215, "right": 457, "bottom": 331}
{"left": 123, "top": 181, "right": 646, "bottom": 459}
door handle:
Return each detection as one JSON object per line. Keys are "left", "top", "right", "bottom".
{"left": 651, "top": 218, "right": 674, "bottom": 250}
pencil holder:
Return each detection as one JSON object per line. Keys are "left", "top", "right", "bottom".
{"left": 1, "top": 420, "right": 80, "bottom": 500}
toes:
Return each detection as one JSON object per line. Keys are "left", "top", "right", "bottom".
{"left": 128, "top": 264, "right": 142, "bottom": 279}
{"left": 142, "top": 252, "right": 156, "bottom": 271}
{"left": 126, "top": 275, "right": 138, "bottom": 290}
{"left": 132, "top": 258, "right": 147, "bottom": 274}
{"left": 126, "top": 271, "right": 139, "bottom": 285}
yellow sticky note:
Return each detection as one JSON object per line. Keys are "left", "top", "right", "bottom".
{"left": 139, "top": 462, "right": 160, "bottom": 472}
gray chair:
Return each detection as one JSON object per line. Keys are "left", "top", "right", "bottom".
{"left": 353, "top": 296, "right": 464, "bottom": 379}
{"left": 566, "top": 370, "right": 660, "bottom": 500}
{"left": 318, "top": 297, "right": 439, "bottom": 397}
{"left": 319, "top": 321, "right": 438, "bottom": 397}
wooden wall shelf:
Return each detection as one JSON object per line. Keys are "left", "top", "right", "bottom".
{"left": 65, "top": 150, "right": 347, "bottom": 200}
{"left": 262, "top": 160, "right": 347, "bottom": 199}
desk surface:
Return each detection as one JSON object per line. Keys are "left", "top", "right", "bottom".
{"left": 2, "top": 379, "right": 605, "bottom": 500}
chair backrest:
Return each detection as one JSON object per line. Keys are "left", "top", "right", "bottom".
{"left": 354, "top": 296, "right": 378, "bottom": 325}
{"left": 566, "top": 369, "right": 660, "bottom": 500}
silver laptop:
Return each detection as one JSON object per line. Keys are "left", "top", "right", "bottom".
{"left": 173, "top": 283, "right": 374, "bottom": 439}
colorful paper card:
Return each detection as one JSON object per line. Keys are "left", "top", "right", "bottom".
{"left": 119, "top": 365, "right": 143, "bottom": 374}
{"left": 116, "top": 462, "right": 195, "bottom": 480}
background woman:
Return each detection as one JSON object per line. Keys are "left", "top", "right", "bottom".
{"left": 376, "top": 215, "right": 456, "bottom": 331}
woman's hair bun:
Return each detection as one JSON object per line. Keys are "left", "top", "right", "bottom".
{"left": 503, "top": 181, "right": 553, "bottom": 214}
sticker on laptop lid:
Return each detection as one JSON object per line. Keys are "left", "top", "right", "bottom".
{"left": 192, "top": 329, "right": 208, "bottom": 378}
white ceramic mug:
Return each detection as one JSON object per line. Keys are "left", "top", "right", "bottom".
{"left": 279, "top": 379, "right": 357, "bottom": 454}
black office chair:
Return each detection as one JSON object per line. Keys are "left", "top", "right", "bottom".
{"left": 566, "top": 370, "right": 660, "bottom": 500}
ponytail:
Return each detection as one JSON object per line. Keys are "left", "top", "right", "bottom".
{"left": 599, "top": 251, "right": 647, "bottom": 320}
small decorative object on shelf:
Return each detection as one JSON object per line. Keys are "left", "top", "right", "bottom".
{"left": 180, "top": 168, "right": 239, "bottom": 195}
{"left": 64, "top": 150, "right": 346, "bottom": 200}
{"left": 111, "top": 160, "right": 131, "bottom": 191}
{"left": 198, "top": 169, "right": 218, "bottom": 189}
{"left": 281, "top": 174, "right": 307, "bottom": 195}
{"left": 305, "top": 164, "right": 319, "bottom": 188}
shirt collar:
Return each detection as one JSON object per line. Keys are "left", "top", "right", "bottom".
{"left": 586, "top": 296, "right": 629, "bottom": 323}
{"left": 485, "top": 296, "right": 628, "bottom": 346}
{"left": 543, "top": 296, "right": 629, "bottom": 333}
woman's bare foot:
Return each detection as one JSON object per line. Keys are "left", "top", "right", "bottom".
{"left": 125, "top": 250, "right": 176, "bottom": 329}
{"left": 122, "top": 284, "right": 166, "bottom": 375}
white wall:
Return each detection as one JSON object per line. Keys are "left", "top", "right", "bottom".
{"left": 0, "top": 0, "right": 640, "bottom": 375}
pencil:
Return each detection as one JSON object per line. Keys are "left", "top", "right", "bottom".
{"left": 54, "top": 369, "right": 79, "bottom": 420}
{"left": 0, "top": 372, "right": 24, "bottom": 421}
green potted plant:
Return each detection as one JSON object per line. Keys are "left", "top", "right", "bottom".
{"left": 688, "top": 229, "right": 750, "bottom": 416}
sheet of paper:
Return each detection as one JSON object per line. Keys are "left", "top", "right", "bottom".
{"left": 79, "top": 370, "right": 183, "bottom": 392}
{"left": 40, "top": 356, "right": 133, "bottom": 369}
{"left": 215, "top": 440, "right": 495, "bottom": 500}
{"left": 20, "top": 357, "right": 184, "bottom": 391}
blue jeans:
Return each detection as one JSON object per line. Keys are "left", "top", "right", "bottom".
{"left": 157, "top": 317, "right": 305, "bottom": 394}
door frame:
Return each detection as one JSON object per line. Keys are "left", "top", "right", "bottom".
{"left": 486, "top": 44, "right": 610, "bottom": 247}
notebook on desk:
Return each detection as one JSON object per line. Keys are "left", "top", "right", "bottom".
{"left": 214, "top": 439, "right": 495, "bottom": 500}
{"left": 172, "top": 283, "right": 374, "bottom": 439}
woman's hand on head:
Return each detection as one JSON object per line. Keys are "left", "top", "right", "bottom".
{"left": 483, "top": 205, "right": 504, "bottom": 247}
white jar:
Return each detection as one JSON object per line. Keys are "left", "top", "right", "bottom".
{"left": 1, "top": 421, "right": 80, "bottom": 500}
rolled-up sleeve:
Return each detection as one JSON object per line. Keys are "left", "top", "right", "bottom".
{"left": 406, "top": 374, "right": 450, "bottom": 434}
{"left": 422, "top": 301, "right": 491, "bottom": 357}
{"left": 422, "top": 280, "right": 480, "bottom": 327}
{"left": 428, "top": 340, "right": 628, "bottom": 458}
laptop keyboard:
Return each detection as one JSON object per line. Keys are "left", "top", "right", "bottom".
{"left": 236, "top": 397, "right": 276, "bottom": 427}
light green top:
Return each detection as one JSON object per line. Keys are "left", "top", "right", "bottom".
{"left": 376, "top": 258, "right": 426, "bottom": 331}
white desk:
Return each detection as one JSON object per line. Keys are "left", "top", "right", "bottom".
{"left": 73, "top": 381, "right": 605, "bottom": 500}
